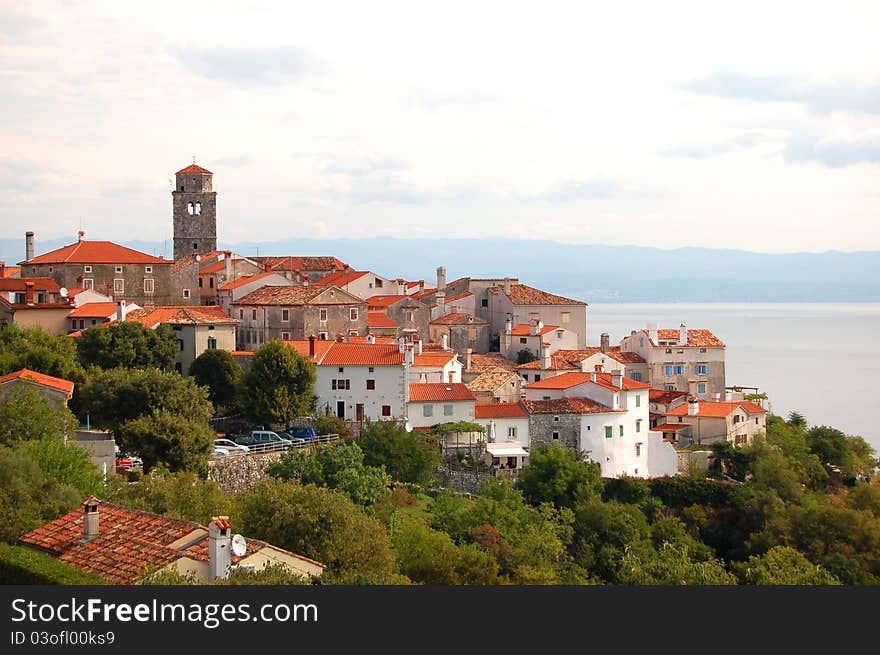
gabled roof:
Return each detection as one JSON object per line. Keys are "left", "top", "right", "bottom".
{"left": 234, "top": 285, "right": 353, "bottom": 306}
{"left": 408, "top": 383, "right": 475, "bottom": 402}
{"left": 466, "top": 371, "right": 520, "bottom": 392}
{"left": 67, "top": 302, "right": 119, "bottom": 318}
{"left": 283, "top": 340, "right": 336, "bottom": 361}
{"left": 176, "top": 164, "right": 212, "bottom": 175}
{"left": 218, "top": 271, "right": 281, "bottom": 291}
{"left": 412, "top": 352, "right": 456, "bottom": 367}
{"left": 652, "top": 328, "right": 725, "bottom": 348}
{"left": 259, "top": 256, "right": 348, "bottom": 273}
{"left": 489, "top": 283, "right": 586, "bottom": 306}
{"left": 654, "top": 423, "right": 689, "bottom": 432}
{"left": 1, "top": 266, "right": 21, "bottom": 278}
{"left": 516, "top": 354, "right": 578, "bottom": 371}
{"left": 22, "top": 241, "right": 170, "bottom": 266}
{"left": 367, "top": 294, "right": 409, "bottom": 309}
{"left": 430, "top": 312, "right": 488, "bottom": 326}
{"left": 649, "top": 389, "right": 689, "bottom": 404}
{"left": 0, "top": 277, "right": 60, "bottom": 292}
{"left": 319, "top": 270, "right": 370, "bottom": 287}
{"left": 510, "top": 323, "right": 559, "bottom": 337}
{"left": 466, "top": 353, "right": 518, "bottom": 374}
{"left": 199, "top": 258, "right": 244, "bottom": 274}
{"left": 524, "top": 371, "right": 650, "bottom": 391}
{"left": 126, "top": 305, "right": 237, "bottom": 327}
{"left": 475, "top": 402, "right": 528, "bottom": 419}
{"left": 521, "top": 397, "right": 618, "bottom": 415}
{"left": 0, "top": 368, "right": 74, "bottom": 394}
{"left": 317, "top": 343, "right": 405, "bottom": 366}
{"left": 367, "top": 311, "right": 399, "bottom": 328}
{"left": 667, "top": 400, "right": 767, "bottom": 418}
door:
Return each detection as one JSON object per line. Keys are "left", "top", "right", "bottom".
{"left": 336, "top": 401, "right": 345, "bottom": 419}
{"left": 356, "top": 404, "right": 365, "bottom": 422}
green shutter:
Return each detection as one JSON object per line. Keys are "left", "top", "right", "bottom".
{"left": 605, "top": 426, "right": 612, "bottom": 438}
{"left": 635, "top": 394, "right": 641, "bottom": 407}
{"left": 619, "top": 425, "right": 624, "bottom": 437}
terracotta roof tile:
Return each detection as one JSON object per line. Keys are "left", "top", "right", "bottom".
{"left": 475, "top": 402, "right": 528, "bottom": 419}
{"left": 367, "top": 311, "right": 399, "bottom": 328}
{"left": 524, "top": 371, "right": 650, "bottom": 391}
{"left": 126, "top": 305, "right": 237, "bottom": 327}
{"left": 409, "top": 383, "right": 475, "bottom": 402}
{"left": 466, "top": 353, "right": 518, "bottom": 374}
{"left": 319, "top": 270, "right": 370, "bottom": 286}
{"left": 22, "top": 241, "right": 170, "bottom": 265}
{"left": 0, "top": 368, "right": 74, "bottom": 394}
{"left": 67, "top": 302, "right": 119, "bottom": 318}
{"left": 521, "top": 397, "right": 618, "bottom": 415}
{"left": 259, "top": 256, "right": 348, "bottom": 272}
{"left": 320, "top": 343, "right": 405, "bottom": 366}
{"left": 0, "top": 277, "right": 60, "bottom": 292}
{"left": 412, "top": 352, "right": 456, "bottom": 367}
{"left": 654, "top": 423, "right": 689, "bottom": 432}
{"left": 655, "top": 328, "right": 725, "bottom": 348}
{"left": 367, "top": 294, "right": 409, "bottom": 309}
{"left": 649, "top": 389, "right": 689, "bottom": 403}
{"left": 1, "top": 266, "right": 21, "bottom": 278}
{"left": 490, "top": 283, "right": 586, "bottom": 306}
{"left": 176, "top": 164, "right": 212, "bottom": 175}
{"left": 516, "top": 354, "right": 578, "bottom": 371}
{"left": 667, "top": 400, "right": 767, "bottom": 418}
{"left": 234, "top": 285, "right": 344, "bottom": 306}
{"left": 466, "top": 371, "right": 520, "bottom": 392}
{"left": 218, "top": 271, "right": 281, "bottom": 291}
{"left": 430, "top": 312, "right": 488, "bottom": 326}
{"left": 510, "top": 323, "right": 560, "bottom": 336}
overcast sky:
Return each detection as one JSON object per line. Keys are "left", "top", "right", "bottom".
{"left": 2, "top": 0, "right": 878, "bottom": 253}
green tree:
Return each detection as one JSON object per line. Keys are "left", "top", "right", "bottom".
{"left": 241, "top": 340, "right": 316, "bottom": 426}
{"left": 234, "top": 479, "right": 395, "bottom": 583}
{"left": 188, "top": 349, "right": 243, "bottom": 412}
{"left": 76, "top": 321, "right": 176, "bottom": 371}
{"left": 0, "top": 447, "right": 80, "bottom": 543}
{"left": 357, "top": 419, "right": 441, "bottom": 485}
{"left": 0, "top": 385, "right": 78, "bottom": 445}
{"left": 115, "top": 410, "right": 215, "bottom": 474}
{"left": 0, "top": 324, "right": 83, "bottom": 381}
{"left": 571, "top": 499, "right": 652, "bottom": 582}
{"left": 518, "top": 444, "right": 603, "bottom": 509}
{"left": 618, "top": 542, "right": 736, "bottom": 585}
{"left": 734, "top": 546, "right": 841, "bottom": 585}
{"left": 516, "top": 349, "right": 538, "bottom": 365}
{"left": 104, "top": 469, "right": 231, "bottom": 523}
{"left": 18, "top": 438, "right": 103, "bottom": 497}
{"left": 787, "top": 411, "right": 808, "bottom": 429}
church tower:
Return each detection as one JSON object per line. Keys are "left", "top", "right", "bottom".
{"left": 172, "top": 163, "right": 217, "bottom": 260}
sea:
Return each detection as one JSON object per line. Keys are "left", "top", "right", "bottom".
{"left": 588, "top": 303, "right": 880, "bottom": 455}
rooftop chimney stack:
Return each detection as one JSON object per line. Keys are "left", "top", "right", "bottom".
{"left": 308, "top": 335, "right": 316, "bottom": 358}
{"left": 302, "top": 273, "right": 309, "bottom": 287}
{"left": 415, "top": 339, "right": 423, "bottom": 355}
{"left": 647, "top": 322, "right": 658, "bottom": 344}
{"left": 399, "top": 337, "right": 406, "bottom": 353}
{"left": 590, "top": 371, "right": 597, "bottom": 383}
{"left": 77, "top": 230, "right": 85, "bottom": 242}
{"left": 224, "top": 251, "right": 233, "bottom": 281}
{"left": 503, "top": 277, "right": 512, "bottom": 295}
{"left": 116, "top": 299, "right": 126, "bottom": 322}
{"left": 405, "top": 344, "right": 415, "bottom": 366}
{"left": 541, "top": 346, "right": 551, "bottom": 371}
{"left": 600, "top": 333, "right": 610, "bottom": 353}
{"left": 436, "top": 266, "right": 446, "bottom": 292}
{"left": 25, "top": 231, "right": 34, "bottom": 262}
{"left": 687, "top": 398, "right": 699, "bottom": 416}
{"left": 688, "top": 380, "right": 697, "bottom": 397}
{"left": 435, "top": 290, "right": 446, "bottom": 314}
{"left": 24, "top": 280, "right": 34, "bottom": 305}
{"left": 465, "top": 347, "right": 472, "bottom": 371}
{"left": 83, "top": 496, "right": 100, "bottom": 540}
{"left": 440, "top": 333, "right": 448, "bottom": 350}
{"left": 679, "top": 323, "right": 687, "bottom": 345}
{"left": 366, "top": 333, "right": 376, "bottom": 345}
{"left": 611, "top": 369, "right": 623, "bottom": 389}
{"left": 208, "top": 516, "right": 233, "bottom": 580}
{"left": 396, "top": 279, "right": 406, "bottom": 295}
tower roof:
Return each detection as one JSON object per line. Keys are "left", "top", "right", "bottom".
{"left": 176, "top": 164, "right": 212, "bottom": 175}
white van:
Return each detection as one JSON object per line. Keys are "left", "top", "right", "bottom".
{"left": 248, "top": 430, "right": 293, "bottom": 450}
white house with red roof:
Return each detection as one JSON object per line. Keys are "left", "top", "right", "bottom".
{"left": 474, "top": 402, "right": 530, "bottom": 450}
{"left": 319, "top": 269, "right": 395, "bottom": 300}
{"left": 407, "top": 382, "right": 476, "bottom": 429}
{"left": 501, "top": 317, "right": 579, "bottom": 360}
{"left": 197, "top": 251, "right": 264, "bottom": 306}
{"left": 619, "top": 322, "right": 726, "bottom": 400}
{"left": 67, "top": 300, "right": 141, "bottom": 333}
{"left": 409, "top": 346, "right": 462, "bottom": 384}
{"left": 522, "top": 370, "right": 677, "bottom": 478}
{"left": 663, "top": 397, "right": 767, "bottom": 447}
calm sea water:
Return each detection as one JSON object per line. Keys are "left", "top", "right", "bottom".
{"left": 588, "top": 303, "right": 880, "bottom": 454}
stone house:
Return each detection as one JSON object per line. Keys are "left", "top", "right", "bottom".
{"left": 232, "top": 285, "right": 367, "bottom": 350}
{"left": 367, "top": 294, "right": 432, "bottom": 342}
{"left": 216, "top": 271, "right": 291, "bottom": 315}
{"left": 461, "top": 352, "right": 518, "bottom": 384}
{"left": 648, "top": 389, "right": 688, "bottom": 428}
{"left": 501, "top": 318, "right": 580, "bottom": 360}
{"left": 430, "top": 312, "right": 490, "bottom": 354}
{"left": 487, "top": 279, "right": 588, "bottom": 349}
{"left": 664, "top": 398, "right": 767, "bottom": 447}
{"left": 0, "top": 368, "right": 74, "bottom": 411}
{"left": 198, "top": 251, "right": 264, "bottom": 306}
{"left": 466, "top": 371, "right": 522, "bottom": 404}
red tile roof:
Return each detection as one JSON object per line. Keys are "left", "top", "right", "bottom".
{"left": 1, "top": 266, "right": 21, "bottom": 278}
{"left": 654, "top": 423, "right": 689, "bottom": 432}
{"left": 283, "top": 340, "right": 336, "bottom": 361}
{"left": 521, "top": 397, "right": 617, "bottom": 415}
{"left": 234, "top": 285, "right": 337, "bottom": 305}
{"left": 367, "top": 311, "right": 399, "bottom": 328}
{"left": 649, "top": 389, "right": 689, "bottom": 403}
{"left": 319, "top": 270, "right": 369, "bottom": 287}
{"left": 367, "top": 294, "right": 409, "bottom": 309}
{"left": 67, "top": 302, "right": 119, "bottom": 318}
{"left": 0, "top": 368, "right": 74, "bottom": 394}
{"left": 126, "top": 305, "right": 237, "bottom": 327}
{"left": 655, "top": 328, "right": 725, "bottom": 348}
{"left": 22, "top": 241, "right": 170, "bottom": 265}
{"left": 412, "top": 352, "right": 456, "bottom": 367}
{"left": 408, "top": 383, "right": 475, "bottom": 402}
{"left": 176, "top": 164, "right": 212, "bottom": 175}
{"left": 667, "top": 400, "right": 767, "bottom": 418}
{"left": 346, "top": 335, "right": 398, "bottom": 345}
{"left": 490, "top": 283, "right": 586, "bottom": 306}
{"left": 524, "top": 371, "right": 650, "bottom": 391}
{"left": 510, "top": 323, "right": 559, "bottom": 337}
{"left": 199, "top": 258, "right": 244, "bottom": 274}
{"left": 475, "top": 402, "right": 528, "bottom": 419}
{"left": 0, "top": 277, "right": 60, "bottom": 292}
{"left": 466, "top": 353, "right": 518, "bottom": 374}
{"left": 319, "top": 343, "right": 405, "bottom": 366}
{"left": 466, "top": 371, "right": 519, "bottom": 392}
{"left": 516, "top": 354, "right": 578, "bottom": 371}
{"left": 218, "top": 271, "right": 280, "bottom": 291}
{"left": 430, "top": 312, "right": 488, "bottom": 326}
{"left": 259, "top": 256, "right": 348, "bottom": 273}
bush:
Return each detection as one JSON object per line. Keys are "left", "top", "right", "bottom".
{"left": 0, "top": 543, "right": 105, "bottom": 585}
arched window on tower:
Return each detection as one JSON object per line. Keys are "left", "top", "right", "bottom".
{"left": 195, "top": 202, "right": 201, "bottom": 215}
{"left": 187, "top": 202, "right": 194, "bottom": 215}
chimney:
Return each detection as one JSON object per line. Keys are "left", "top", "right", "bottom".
{"left": 600, "top": 333, "right": 610, "bottom": 353}
{"left": 116, "top": 299, "right": 126, "bottom": 322}
{"left": 436, "top": 290, "right": 446, "bottom": 314}
{"left": 77, "top": 230, "right": 85, "bottom": 242}
{"left": 24, "top": 280, "right": 34, "bottom": 305}
{"left": 308, "top": 335, "right": 316, "bottom": 357}
{"left": 465, "top": 347, "right": 472, "bottom": 371}
{"left": 530, "top": 318, "right": 542, "bottom": 336}
{"left": 399, "top": 337, "right": 406, "bottom": 353}
{"left": 647, "top": 322, "right": 658, "bottom": 344}
{"left": 503, "top": 277, "right": 512, "bottom": 295}
{"left": 713, "top": 392, "right": 722, "bottom": 402}
{"left": 83, "top": 496, "right": 100, "bottom": 540}
{"left": 405, "top": 344, "right": 415, "bottom": 366}
{"left": 366, "top": 333, "right": 376, "bottom": 345}
{"left": 397, "top": 278, "right": 406, "bottom": 295}
{"left": 224, "top": 251, "right": 233, "bottom": 281}
{"left": 679, "top": 323, "right": 687, "bottom": 345}
{"left": 418, "top": 279, "right": 425, "bottom": 292}
{"left": 541, "top": 347, "right": 551, "bottom": 371}
{"left": 25, "top": 231, "right": 34, "bottom": 262}
{"left": 611, "top": 369, "right": 623, "bottom": 389}
{"left": 505, "top": 315, "right": 512, "bottom": 335}
{"left": 687, "top": 398, "right": 699, "bottom": 416}
{"left": 415, "top": 339, "right": 423, "bottom": 355}
{"left": 302, "top": 273, "right": 309, "bottom": 287}
{"left": 590, "top": 371, "right": 597, "bottom": 383}
{"left": 688, "top": 380, "right": 697, "bottom": 397}
{"left": 208, "top": 516, "right": 233, "bottom": 580}
{"left": 336, "top": 332, "right": 345, "bottom": 343}
{"left": 436, "top": 266, "right": 446, "bottom": 292}
{"left": 440, "top": 333, "right": 448, "bottom": 350}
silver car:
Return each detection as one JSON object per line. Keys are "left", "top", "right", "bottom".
{"left": 214, "top": 438, "right": 250, "bottom": 454}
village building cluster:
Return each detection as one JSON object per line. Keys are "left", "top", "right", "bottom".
{"left": 3, "top": 163, "right": 768, "bottom": 483}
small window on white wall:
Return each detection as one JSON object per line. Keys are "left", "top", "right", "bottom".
{"left": 443, "top": 404, "right": 453, "bottom": 416}
{"left": 423, "top": 404, "right": 433, "bottom": 417}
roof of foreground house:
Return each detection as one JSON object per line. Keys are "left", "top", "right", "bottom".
{"left": 0, "top": 277, "right": 60, "bottom": 292}
{"left": 218, "top": 271, "right": 280, "bottom": 291}
{"left": 408, "top": 383, "right": 475, "bottom": 402}
{"left": 68, "top": 302, "right": 120, "bottom": 319}
{"left": 22, "top": 241, "right": 170, "bottom": 266}
{"left": 474, "top": 402, "right": 528, "bottom": 419}
{"left": 524, "top": 371, "right": 650, "bottom": 391}
{"left": 0, "top": 368, "right": 74, "bottom": 394}
{"left": 667, "top": 400, "right": 767, "bottom": 418}
{"left": 367, "top": 311, "right": 399, "bottom": 328}
{"left": 521, "top": 397, "right": 619, "bottom": 415}
{"left": 509, "top": 323, "right": 560, "bottom": 337}
{"left": 126, "top": 305, "right": 237, "bottom": 327}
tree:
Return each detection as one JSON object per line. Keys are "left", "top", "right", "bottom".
{"left": 76, "top": 321, "right": 176, "bottom": 371}
{"left": 786, "top": 411, "right": 808, "bottom": 429}
{"left": 734, "top": 546, "right": 841, "bottom": 585}
{"left": 518, "top": 444, "right": 603, "bottom": 509}
{"left": 188, "top": 349, "right": 243, "bottom": 412}
{"left": 356, "top": 419, "right": 441, "bottom": 485}
{"left": 234, "top": 479, "right": 395, "bottom": 583}
{"left": 104, "top": 469, "right": 231, "bottom": 524}
{"left": 571, "top": 499, "right": 652, "bottom": 583}
{"left": 18, "top": 438, "right": 103, "bottom": 497}
{"left": 0, "top": 385, "right": 78, "bottom": 445}
{"left": 115, "top": 410, "right": 215, "bottom": 474}
{"left": 241, "top": 340, "right": 316, "bottom": 426}
{"left": 617, "top": 542, "right": 736, "bottom": 585}
{"left": 516, "top": 349, "right": 538, "bottom": 365}
{"left": 0, "top": 324, "right": 83, "bottom": 381}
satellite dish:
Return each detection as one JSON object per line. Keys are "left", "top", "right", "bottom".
{"left": 404, "top": 421, "right": 413, "bottom": 433}
{"left": 231, "top": 533, "right": 247, "bottom": 557}
{"left": 195, "top": 254, "right": 201, "bottom": 262}
{"left": 59, "top": 287, "right": 68, "bottom": 297}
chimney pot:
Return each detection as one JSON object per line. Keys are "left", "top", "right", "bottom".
{"left": 687, "top": 398, "right": 699, "bottom": 416}
{"left": 611, "top": 369, "right": 623, "bottom": 389}
{"left": 308, "top": 334, "right": 316, "bottom": 357}
{"left": 208, "top": 516, "right": 233, "bottom": 580}
{"left": 25, "top": 231, "right": 34, "bottom": 262}
{"left": 503, "top": 277, "right": 511, "bottom": 294}
{"left": 116, "top": 299, "right": 126, "bottom": 322}
{"left": 440, "top": 333, "right": 448, "bottom": 350}
{"left": 83, "top": 496, "right": 100, "bottom": 539}
{"left": 600, "top": 332, "right": 610, "bottom": 353}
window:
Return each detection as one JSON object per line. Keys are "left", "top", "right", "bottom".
{"left": 192, "top": 243, "right": 198, "bottom": 251}
{"left": 508, "top": 427, "right": 517, "bottom": 438}
{"left": 209, "top": 277, "right": 214, "bottom": 288}
{"left": 561, "top": 312, "right": 570, "bottom": 324}
{"left": 338, "top": 367, "right": 345, "bottom": 373}
{"left": 207, "top": 337, "right": 217, "bottom": 349}
{"left": 635, "top": 394, "right": 641, "bottom": 407}
{"left": 695, "top": 364, "right": 709, "bottom": 375}
{"left": 552, "top": 431, "right": 560, "bottom": 441}
{"left": 519, "top": 337, "right": 527, "bottom": 344}
{"left": 553, "top": 416, "right": 560, "bottom": 422}
{"left": 177, "top": 339, "right": 184, "bottom": 351}
{"left": 636, "top": 420, "right": 641, "bottom": 432}
{"left": 542, "top": 396, "right": 551, "bottom": 401}
{"left": 534, "top": 374, "right": 541, "bottom": 382}
{"left": 281, "top": 332, "right": 290, "bottom": 340}
{"left": 605, "top": 426, "right": 613, "bottom": 438}
{"left": 331, "top": 379, "right": 351, "bottom": 390}
{"left": 82, "top": 278, "right": 94, "bottom": 290}
{"left": 665, "top": 384, "right": 676, "bottom": 391}
{"left": 556, "top": 330, "right": 563, "bottom": 339}
{"left": 183, "top": 289, "right": 190, "bottom": 299}
{"left": 252, "top": 310, "right": 257, "bottom": 320}
{"left": 375, "top": 278, "right": 383, "bottom": 288}
{"left": 381, "top": 405, "right": 391, "bottom": 417}
{"left": 698, "top": 383, "right": 707, "bottom": 394}
{"left": 664, "top": 365, "right": 674, "bottom": 376}
{"left": 674, "top": 365, "right": 684, "bottom": 375}
{"left": 635, "top": 444, "right": 641, "bottom": 457}
{"left": 639, "top": 338, "right": 644, "bottom": 347}
{"left": 522, "top": 374, "right": 528, "bottom": 382}
{"left": 755, "top": 417, "right": 759, "bottom": 425}
{"left": 700, "top": 348, "right": 707, "bottom": 353}
{"left": 194, "top": 202, "right": 201, "bottom": 215}
{"left": 319, "top": 309, "right": 327, "bottom": 322}
{"left": 113, "top": 278, "right": 124, "bottom": 294}
{"left": 115, "top": 266, "right": 123, "bottom": 274}
{"left": 349, "top": 330, "right": 358, "bottom": 336}
{"left": 175, "top": 362, "right": 182, "bottom": 373}
{"left": 239, "top": 310, "right": 243, "bottom": 319}
{"left": 84, "top": 265, "right": 92, "bottom": 273}
{"left": 199, "top": 277, "right": 203, "bottom": 288}
{"left": 143, "top": 278, "right": 154, "bottom": 294}
{"left": 443, "top": 404, "right": 453, "bottom": 416}
{"left": 406, "top": 311, "right": 414, "bottom": 322}
{"left": 282, "top": 309, "right": 289, "bottom": 321}
{"left": 619, "top": 425, "right": 624, "bottom": 437}
{"left": 368, "top": 367, "right": 374, "bottom": 373}
{"left": 187, "top": 202, "right": 194, "bottom": 215}
{"left": 350, "top": 307, "right": 358, "bottom": 321}
{"left": 481, "top": 298, "right": 488, "bottom": 308}
{"left": 630, "top": 371, "right": 642, "bottom": 381}
{"left": 366, "top": 379, "right": 376, "bottom": 390}
{"left": 423, "top": 404, "right": 433, "bottom": 417}
{"left": 145, "top": 266, "right": 152, "bottom": 274}
{"left": 319, "top": 332, "right": 328, "bottom": 340}
{"left": 665, "top": 348, "right": 672, "bottom": 354}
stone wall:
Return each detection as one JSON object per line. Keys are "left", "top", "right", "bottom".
{"left": 436, "top": 466, "right": 492, "bottom": 495}
{"left": 676, "top": 449, "right": 712, "bottom": 475}
{"left": 207, "top": 452, "right": 283, "bottom": 495}
{"left": 528, "top": 413, "right": 580, "bottom": 450}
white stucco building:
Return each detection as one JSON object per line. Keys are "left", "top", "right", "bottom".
{"left": 407, "top": 383, "right": 476, "bottom": 429}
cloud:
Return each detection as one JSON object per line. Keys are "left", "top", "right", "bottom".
{"left": 214, "top": 155, "right": 251, "bottom": 168}
{"left": 0, "top": 10, "right": 43, "bottom": 36}
{"left": 327, "top": 157, "right": 406, "bottom": 176}
{"left": 541, "top": 177, "right": 643, "bottom": 202}
{"left": 784, "top": 133, "right": 880, "bottom": 168}
{"left": 661, "top": 132, "right": 767, "bottom": 158}
{"left": 682, "top": 70, "right": 880, "bottom": 115}
{"left": 175, "top": 45, "right": 323, "bottom": 84}
{"left": 348, "top": 176, "right": 427, "bottom": 205}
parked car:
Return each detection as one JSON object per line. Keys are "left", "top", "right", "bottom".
{"left": 214, "top": 438, "right": 250, "bottom": 454}
{"left": 285, "top": 426, "right": 319, "bottom": 442}
{"left": 213, "top": 447, "right": 230, "bottom": 457}
{"left": 278, "top": 432, "right": 309, "bottom": 448}
{"left": 231, "top": 430, "right": 293, "bottom": 450}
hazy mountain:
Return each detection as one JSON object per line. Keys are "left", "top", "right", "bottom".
{"left": 3, "top": 235, "right": 878, "bottom": 303}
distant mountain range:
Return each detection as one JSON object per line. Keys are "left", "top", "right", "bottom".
{"left": 3, "top": 236, "right": 878, "bottom": 303}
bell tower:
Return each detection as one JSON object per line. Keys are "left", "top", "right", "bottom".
{"left": 172, "top": 163, "right": 217, "bottom": 260}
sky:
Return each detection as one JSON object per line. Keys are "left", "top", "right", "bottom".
{"left": 1, "top": 0, "right": 878, "bottom": 254}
